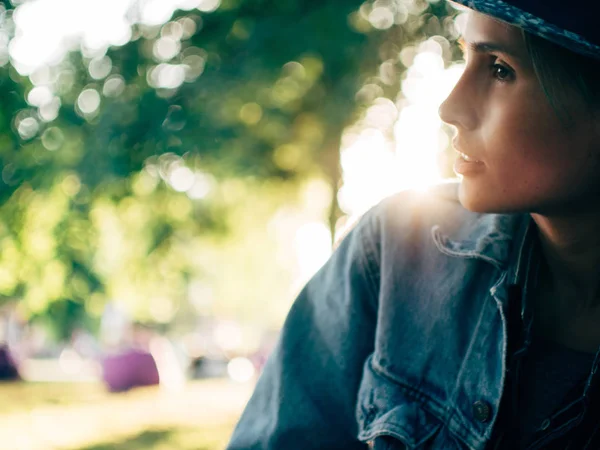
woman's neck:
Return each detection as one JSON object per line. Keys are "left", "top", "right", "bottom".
{"left": 529, "top": 211, "right": 600, "bottom": 352}
{"left": 531, "top": 211, "right": 600, "bottom": 312}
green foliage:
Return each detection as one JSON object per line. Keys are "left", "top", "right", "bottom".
{"left": 0, "top": 0, "right": 461, "bottom": 335}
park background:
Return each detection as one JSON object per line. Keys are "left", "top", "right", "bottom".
{"left": 0, "top": 0, "right": 468, "bottom": 448}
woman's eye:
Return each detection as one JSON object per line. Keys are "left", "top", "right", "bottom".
{"left": 491, "top": 63, "right": 514, "bottom": 82}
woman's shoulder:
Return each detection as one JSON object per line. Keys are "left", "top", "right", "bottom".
{"left": 377, "top": 180, "right": 464, "bottom": 217}
{"left": 369, "top": 180, "right": 484, "bottom": 237}
{"left": 353, "top": 180, "right": 525, "bottom": 269}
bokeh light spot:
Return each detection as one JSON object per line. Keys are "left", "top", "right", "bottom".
{"left": 187, "top": 172, "right": 213, "bottom": 199}
{"left": 148, "top": 63, "right": 186, "bottom": 89}
{"left": 161, "top": 21, "right": 184, "bottom": 40}
{"left": 39, "top": 97, "right": 61, "bottom": 122}
{"left": 102, "top": 75, "right": 125, "bottom": 97}
{"left": 61, "top": 174, "right": 82, "bottom": 197}
{"left": 197, "top": 0, "right": 221, "bottom": 13}
{"left": 273, "top": 144, "right": 303, "bottom": 171}
{"left": 227, "top": 357, "right": 255, "bottom": 383}
{"left": 169, "top": 165, "right": 195, "bottom": 192}
{"left": 153, "top": 36, "right": 181, "bottom": 61}
{"left": 41, "top": 127, "right": 64, "bottom": 151}
{"left": 88, "top": 55, "right": 112, "bottom": 79}
{"left": 369, "top": 7, "right": 394, "bottom": 30}
{"left": 77, "top": 88, "right": 101, "bottom": 115}
{"left": 177, "top": 17, "right": 197, "bottom": 39}
{"left": 17, "top": 116, "right": 39, "bottom": 140}
{"left": 182, "top": 54, "right": 206, "bottom": 81}
{"left": 27, "top": 86, "right": 53, "bottom": 107}
{"left": 239, "top": 103, "right": 263, "bottom": 125}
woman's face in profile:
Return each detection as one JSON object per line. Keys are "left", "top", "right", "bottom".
{"left": 439, "top": 11, "right": 600, "bottom": 216}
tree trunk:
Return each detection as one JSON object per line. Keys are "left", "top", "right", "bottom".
{"left": 321, "top": 131, "right": 343, "bottom": 245}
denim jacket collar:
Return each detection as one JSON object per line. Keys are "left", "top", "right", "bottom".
{"left": 432, "top": 213, "right": 526, "bottom": 269}
{"left": 424, "top": 182, "right": 525, "bottom": 270}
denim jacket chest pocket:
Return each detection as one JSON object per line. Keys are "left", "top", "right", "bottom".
{"left": 356, "top": 356, "right": 466, "bottom": 450}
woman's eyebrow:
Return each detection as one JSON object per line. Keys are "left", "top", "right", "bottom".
{"left": 458, "top": 37, "right": 521, "bottom": 59}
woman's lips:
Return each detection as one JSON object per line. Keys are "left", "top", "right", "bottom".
{"left": 451, "top": 138, "right": 484, "bottom": 175}
{"left": 455, "top": 150, "right": 481, "bottom": 163}
{"left": 453, "top": 151, "right": 485, "bottom": 175}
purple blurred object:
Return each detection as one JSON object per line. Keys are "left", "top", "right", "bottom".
{"left": 0, "top": 344, "right": 19, "bottom": 380}
{"left": 101, "top": 349, "right": 159, "bottom": 392}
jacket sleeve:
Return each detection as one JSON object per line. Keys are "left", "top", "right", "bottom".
{"left": 226, "top": 212, "right": 380, "bottom": 449}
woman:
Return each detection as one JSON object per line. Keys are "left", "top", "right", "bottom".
{"left": 227, "top": 1, "right": 600, "bottom": 448}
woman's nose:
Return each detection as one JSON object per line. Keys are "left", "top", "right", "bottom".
{"left": 438, "top": 74, "right": 477, "bottom": 131}
{"left": 438, "top": 96, "right": 456, "bottom": 126}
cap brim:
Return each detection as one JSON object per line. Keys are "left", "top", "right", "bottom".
{"left": 449, "top": 0, "right": 600, "bottom": 59}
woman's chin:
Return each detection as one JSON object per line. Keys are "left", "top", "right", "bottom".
{"left": 458, "top": 181, "right": 533, "bottom": 214}
{"left": 457, "top": 180, "right": 488, "bottom": 212}
{"left": 458, "top": 180, "right": 505, "bottom": 213}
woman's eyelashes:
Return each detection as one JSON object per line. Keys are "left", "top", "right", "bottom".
{"left": 458, "top": 45, "right": 516, "bottom": 83}
{"left": 490, "top": 58, "right": 515, "bottom": 82}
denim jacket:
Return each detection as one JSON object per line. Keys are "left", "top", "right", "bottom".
{"left": 227, "top": 181, "right": 532, "bottom": 450}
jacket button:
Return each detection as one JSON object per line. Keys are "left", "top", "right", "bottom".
{"left": 540, "top": 418, "right": 551, "bottom": 431}
{"left": 472, "top": 400, "right": 492, "bottom": 423}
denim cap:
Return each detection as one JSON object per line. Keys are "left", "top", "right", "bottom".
{"left": 450, "top": 0, "right": 600, "bottom": 59}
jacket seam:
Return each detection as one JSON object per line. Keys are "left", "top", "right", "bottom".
{"left": 370, "top": 357, "right": 449, "bottom": 425}
{"left": 366, "top": 359, "right": 480, "bottom": 450}
{"left": 358, "top": 212, "right": 381, "bottom": 313}
{"left": 431, "top": 225, "right": 507, "bottom": 270}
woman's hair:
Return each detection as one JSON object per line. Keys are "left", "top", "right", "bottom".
{"left": 523, "top": 31, "right": 600, "bottom": 124}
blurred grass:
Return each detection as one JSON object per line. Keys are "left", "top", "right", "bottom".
{"left": 0, "top": 382, "right": 107, "bottom": 415}
{"left": 76, "top": 423, "right": 236, "bottom": 450}
{"left": 0, "top": 379, "right": 253, "bottom": 450}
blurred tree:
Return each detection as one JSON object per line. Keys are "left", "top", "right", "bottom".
{"left": 0, "top": 0, "right": 461, "bottom": 337}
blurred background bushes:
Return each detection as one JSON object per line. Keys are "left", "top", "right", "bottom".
{"left": 0, "top": 0, "right": 466, "bottom": 447}
{"left": 0, "top": 0, "right": 462, "bottom": 337}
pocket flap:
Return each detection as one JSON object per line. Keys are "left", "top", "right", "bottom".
{"left": 357, "top": 356, "right": 441, "bottom": 449}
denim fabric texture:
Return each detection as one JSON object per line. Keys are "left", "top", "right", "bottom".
{"left": 226, "top": 182, "right": 600, "bottom": 449}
